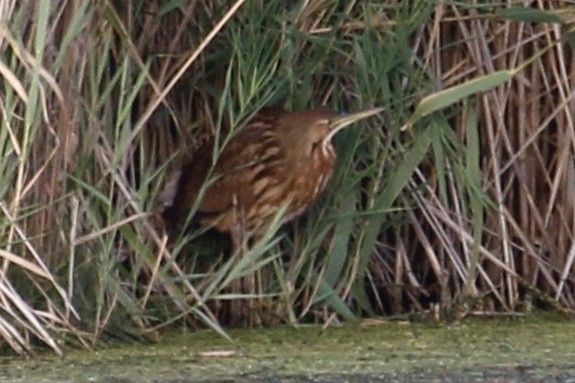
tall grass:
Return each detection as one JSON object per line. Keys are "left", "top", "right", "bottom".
{"left": 0, "top": 1, "right": 574, "bottom": 354}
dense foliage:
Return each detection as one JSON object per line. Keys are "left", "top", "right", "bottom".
{"left": 0, "top": 1, "right": 574, "bottom": 354}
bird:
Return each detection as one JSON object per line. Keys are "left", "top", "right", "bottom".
{"left": 161, "top": 106, "right": 383, "bottom": 250}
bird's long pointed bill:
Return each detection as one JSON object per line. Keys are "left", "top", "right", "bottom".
{"left": 327, "top": 107, "right": 384, "bottom": 140}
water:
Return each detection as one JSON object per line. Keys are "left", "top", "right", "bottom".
{"left": 1, "top": 315, "right": 575, "bottom": 382}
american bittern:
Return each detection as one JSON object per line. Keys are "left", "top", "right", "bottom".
{"left": 162, "top": 106, "right": 383, "bottom": 247}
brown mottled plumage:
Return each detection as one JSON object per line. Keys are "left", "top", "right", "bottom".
{"left": 162, "top": 107, "right": 383, "bottom": 246}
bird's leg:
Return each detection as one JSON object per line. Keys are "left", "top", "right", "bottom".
{"left": 229, "top": 208, "right": 261, "bottom": 326}
{"left": 228, "top": 204, "right": 255, "bottom": 325}
{"left": 229, "top": 194, "right": 247, "bottom": 257}
{"left": 230, "top": 221, "right": 244, "bottom": 258}
{"left": 228, "top": 206, "right": 244, "bottom": 325}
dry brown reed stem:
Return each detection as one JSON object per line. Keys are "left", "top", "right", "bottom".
{"left": 231, "top": 3, "right": 575, "bottom": 319}
{"left": 2, "top": 1, "right": 575, "bottom": 355}
{"left": 423, "top": 4, "right": 575, "bottom": 310}
{"left": 129, "top": 0, "right": 247, "bottom": 143}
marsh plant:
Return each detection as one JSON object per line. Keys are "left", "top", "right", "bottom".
{"left": 0, "top": 1, "right": 574, "bottom": 354}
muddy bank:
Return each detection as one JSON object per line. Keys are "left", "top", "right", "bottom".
{"left": 1, "top": 315, "right": 575, "bottom": 382}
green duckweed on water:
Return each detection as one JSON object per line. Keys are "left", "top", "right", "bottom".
{"left": 1, "top": 314, "right": 575, "bottom": 382}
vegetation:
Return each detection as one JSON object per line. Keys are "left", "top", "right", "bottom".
{"left": 0, "top": 0, "right": 574, "bottom": 355}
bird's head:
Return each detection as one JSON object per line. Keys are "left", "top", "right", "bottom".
{"left": 277, "top": 107, "right": 384, "bottom": 158}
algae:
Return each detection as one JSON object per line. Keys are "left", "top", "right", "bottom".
{"left": 1, "top": 315, "right": 575, "bottom": 382}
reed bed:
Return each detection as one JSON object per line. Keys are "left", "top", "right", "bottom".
{"left": 0, "top": 0, "right": 574, "bottom": 354}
